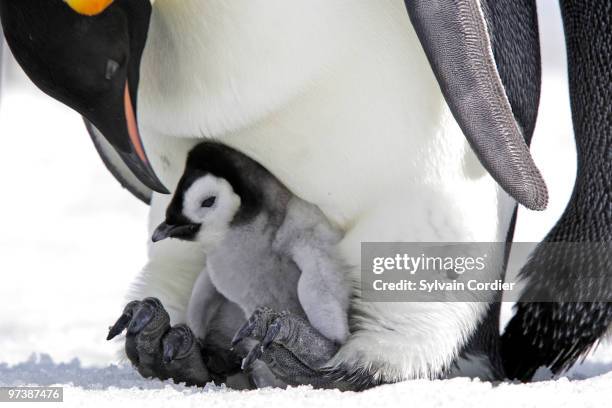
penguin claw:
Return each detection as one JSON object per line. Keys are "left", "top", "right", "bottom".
{"left": 162, "top": 324, "right": 195, "bottom": 364}
{"left": 163, "top": 342, "right": 178, "bottom": 364}
{"left": 231, "top": 319, "right": 256, "bottom": 346}
{"left": 261, "top": 320, "right": 281, "bottom": 350}
{"left": 241, "top": 344, "right": 264, "bottom": 370}
{"left": 234, "top": 307, "right": 341, "bottom": 378}
{"left": 233, "top": 307, "right": 284, "bottom": 367}
{"left": 127, "top": 302, "right": 154, "bottom": 335}
{"left": 106, "top": 300, "right": 141, "bottom": 340}
{"left": 107, "top": 298, "right": 211, "bottom": 387}
{"left": 231, "top": 307, "right": 275, "bottom": 346}
{"left": 107, "top": 313, "right": 132, "bottom": 340}
{"left": 241, "top": 320, "right": 280, "bottom": 370}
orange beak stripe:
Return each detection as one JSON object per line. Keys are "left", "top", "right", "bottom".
{"left": 124, "top": 83, "right": 148, "bottom": 164}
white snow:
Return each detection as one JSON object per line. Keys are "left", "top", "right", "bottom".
{"left": 0, "top": 1, "right": 610, "bottom": 406}
{"left": 0, "top": 354, "right": 611, "bottom": 408}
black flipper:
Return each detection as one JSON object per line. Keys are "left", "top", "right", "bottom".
{"left": 502, "top": 1, "right": 612, "bottom": 381}
{"left": 480, "top": 0, "right": 541, "bottom": 146}
{"left": 85, "top": 119, "right": 152, "bottom": 204}
{"left": 404, "top": 0, "right": 548, "bottom": 210}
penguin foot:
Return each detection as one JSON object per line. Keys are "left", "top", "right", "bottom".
{"left": 231, "top": 307, "right": 371, "bottom": 389}
{"left": 107, "top": 297, "right": 210, "bottom": 387}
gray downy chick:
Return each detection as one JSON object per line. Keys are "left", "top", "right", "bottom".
{"left": 152, "top": 141, "right": 351, "bottom": 377}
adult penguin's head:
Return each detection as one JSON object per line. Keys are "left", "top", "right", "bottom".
{"left": 0, "top": 0, "right": 168, "bottom": 193}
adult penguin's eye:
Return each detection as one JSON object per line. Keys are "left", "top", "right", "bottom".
{"left": 105, "top": 59, "right": 120, "bottom": 80}
{"left": 201, "top": 197, "right": 217, "bottom": 208}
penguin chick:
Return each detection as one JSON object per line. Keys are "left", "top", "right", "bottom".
{"left": 152, "top": 141, "right": 351, "bottom": 350}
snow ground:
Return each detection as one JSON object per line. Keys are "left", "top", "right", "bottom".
{"left": 0, "top": 2, "right": 610, "bottom": 406}
{"left": 0, "top": 355, "right": 611, "bottom": 408}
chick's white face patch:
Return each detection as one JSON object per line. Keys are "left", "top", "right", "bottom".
{"left": 182, "top": 175, "right": 241, "bottom": 246}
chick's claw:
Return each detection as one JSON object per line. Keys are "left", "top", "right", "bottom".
{"left": 242, "top": 320, "right": 281, "bottom": 370}
{"left": 242, "top": 344, "right": 264, "bottom": 370}
{"left": 261, "top": 320, "right": 282, "bottom": 350}
{"left": 232, "top": 307, "right": 278, "bottom": 346}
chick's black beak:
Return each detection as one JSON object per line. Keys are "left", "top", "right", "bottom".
{"left": 152, "top": 222, "right": 201, "bottom": 243}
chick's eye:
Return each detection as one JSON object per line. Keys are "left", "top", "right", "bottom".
{"left": 201, "top": 197, "right": 217, "bottom": 208}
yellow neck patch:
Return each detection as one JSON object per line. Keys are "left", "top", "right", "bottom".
{"left": 64, "top": 0, "right": 114, "bottom": 16}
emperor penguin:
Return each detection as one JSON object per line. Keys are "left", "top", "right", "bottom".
{"left": 125, "top": 141, "right": 350, "bottom": 387}
{"left": 1, "top": 0, "right": 610, "bottom": 386}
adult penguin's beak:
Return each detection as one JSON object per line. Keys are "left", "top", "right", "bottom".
{"left": 404, "top": 0, "right": 548, "bottom": 210}
{"left": 88, "top": 77, "right": 170, "bottom": 195}
{"left": 65, "top": 0, "right": 168, "bottom": 193}
{"left": 0, "top": 0, "right": 169, "bottom": 194}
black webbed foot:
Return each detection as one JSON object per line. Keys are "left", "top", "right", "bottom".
{"left": 107, "top": 297, "right": 210, "bottom": 387}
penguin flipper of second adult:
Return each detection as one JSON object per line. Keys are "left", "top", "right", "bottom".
{"left": 85, "top": 119, "right": 153, "bottom": 204}
{"left": 502, "top": 1, "right": 612, "bottom": 381}
{"left": 404, "top": 0, "right": 547, "bottom": 211}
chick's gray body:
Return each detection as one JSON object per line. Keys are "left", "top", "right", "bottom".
{"left": 142, "top": 141, "right": 352, "bottom": 387}
{"left": 205, "top": 196, "right": 350, "bottom": 344}
{"left": 188, "top": 143, "right": 351, "bottom": 345}
{"left": 209, "top": 214, "right": 303, "bottom": 317}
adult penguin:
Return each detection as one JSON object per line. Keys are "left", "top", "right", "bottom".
{"left": 0, "top": 0, "right": 608, "bottom": 386}
{"left": 501, "top": 1, "right": 612, "bottom": 382}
